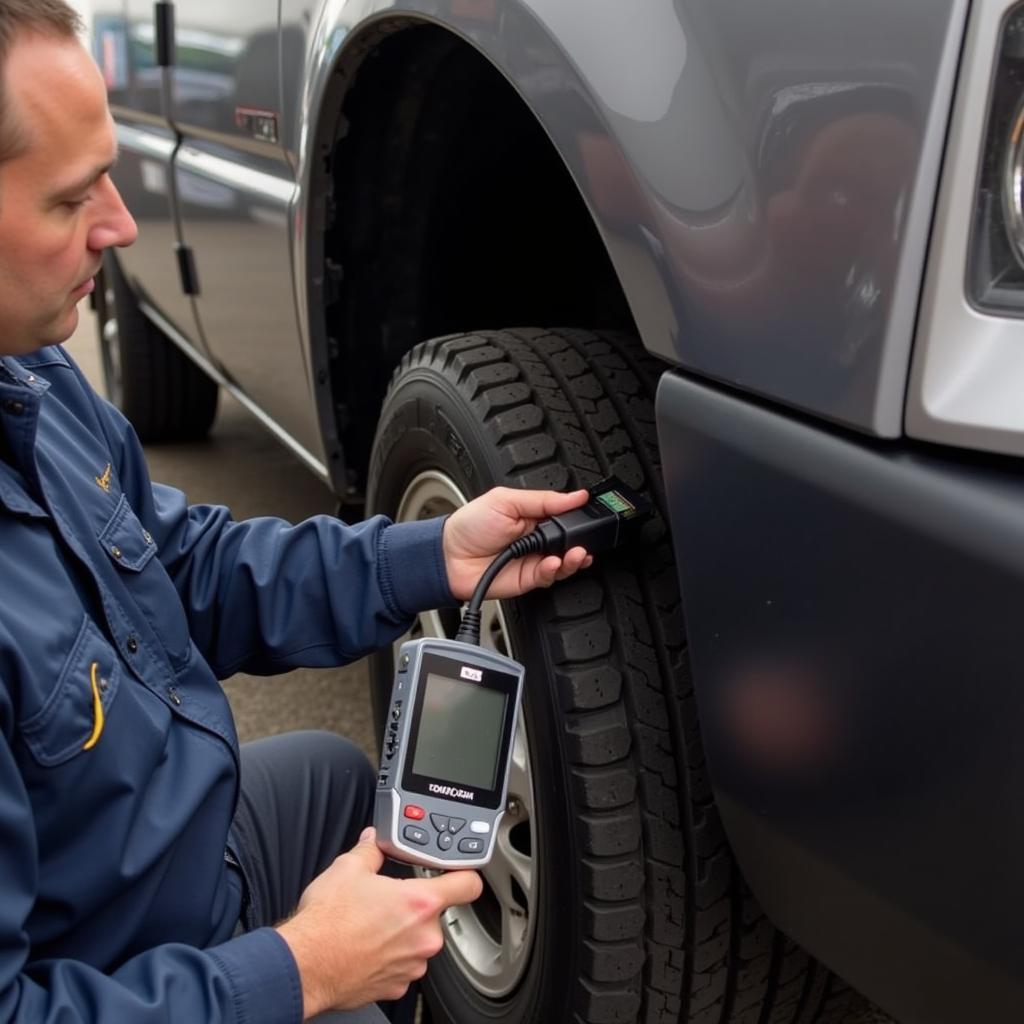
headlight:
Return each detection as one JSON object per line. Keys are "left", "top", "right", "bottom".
{"left": 906, "top": 0, "right": 1024, "bottom": 458}
{"left": 1003, "top": 97, "right": 1024, "bottom": 262}
{"left": 969, "top": 5, "right": 1024, "bottom": 312}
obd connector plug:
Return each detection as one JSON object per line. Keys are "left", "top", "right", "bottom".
{"left": 529, "top": 475, "right": 652, "bottom": 558}
{"left": 455, "top": 476, "right": 652, "bottom": 645}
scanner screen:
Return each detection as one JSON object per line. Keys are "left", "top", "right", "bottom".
{"left": 411, "top": 672, "right": 507, "bottom": 790}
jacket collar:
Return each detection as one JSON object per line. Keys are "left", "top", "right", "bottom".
{"left": 0, "top": 356, "right": 51, "bottom": 518}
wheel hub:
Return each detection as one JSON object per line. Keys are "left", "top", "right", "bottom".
{"left": 394, "top": 471, "right": 538, "bottom": 999}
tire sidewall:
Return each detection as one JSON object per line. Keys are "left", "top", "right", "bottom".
{"left": 367, "top": 365, "right": 580, "bottom": 1024}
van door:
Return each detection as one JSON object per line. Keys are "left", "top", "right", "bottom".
{"left": 166, "top": 1, "right": 325, "bottom": 467}
{"left": 98, "top": 0, "right": 202, "bottom": 348}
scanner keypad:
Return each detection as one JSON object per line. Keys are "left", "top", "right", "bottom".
{"left": 401, "top": 809, "right": 485, "bottom": 858}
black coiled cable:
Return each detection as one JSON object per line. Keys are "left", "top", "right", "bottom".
{"left": 453, "top": 531, "right": 546, "bottom": 645}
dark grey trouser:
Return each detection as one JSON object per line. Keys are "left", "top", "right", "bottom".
{"left": 228, "top": 730, "right": 389, "bottom": 1024}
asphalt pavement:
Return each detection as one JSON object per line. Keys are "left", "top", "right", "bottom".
{"left": 64, "top": 307, "right": 898, "bottom": 1024}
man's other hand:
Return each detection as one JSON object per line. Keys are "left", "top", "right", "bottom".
{"left": 442, "top": 486, "right": 593, "bottom": 601}
{"left": 276, "top": 827, "right": 483, "bottom": 1018}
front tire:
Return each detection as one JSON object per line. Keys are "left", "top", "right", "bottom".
{"left": 366, "top": 328, "right": 849, "bottom": 1024}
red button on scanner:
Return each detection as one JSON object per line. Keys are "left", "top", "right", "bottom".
{"left": 404, "top": 805, "right": 426, "bottom": 821}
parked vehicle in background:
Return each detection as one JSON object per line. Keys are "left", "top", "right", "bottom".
{"left": 91, "top": 1, "right": 1024, "bottom": 1022}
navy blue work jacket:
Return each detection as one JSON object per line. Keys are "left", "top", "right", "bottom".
{"left": 0, "top": 347, "right": 453, "bottom": 1023}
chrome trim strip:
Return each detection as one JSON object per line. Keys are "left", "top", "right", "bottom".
{"left": 175, "top": 146, "right": 297, "bottom": 205}
{"left": 115, "top": 121, "right": 176, "bottom": 160}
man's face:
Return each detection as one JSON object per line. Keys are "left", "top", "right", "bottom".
{"left": 0, "top": 34, "right": 137, "bottom": 356}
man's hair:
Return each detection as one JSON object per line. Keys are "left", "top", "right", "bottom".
{"left": 0, "top": 0, "right": 83, "bottom": 164}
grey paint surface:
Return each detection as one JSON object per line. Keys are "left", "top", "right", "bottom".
{"left": 289, "top": 0, "right": 965, "bottom": 437}
{"left": 659, "top": 369, "right": 1024, "bottom": 1024}
{"left": 101, "top": 0, "right": 969, "bottom": 473}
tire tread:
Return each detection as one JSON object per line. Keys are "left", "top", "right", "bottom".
{"left": 383, "top": 328, "right": 851, "bottom": 1024}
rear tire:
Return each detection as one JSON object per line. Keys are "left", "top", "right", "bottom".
{"left": 95, "top": 254, "right": 218, "bottom": 442}
{"left": 366, "top": 328, "right": 851, "bottom": 1024}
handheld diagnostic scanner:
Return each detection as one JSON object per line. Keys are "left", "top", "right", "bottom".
{"left": 374, "top": 637, "right": 525, "bottom": 870}
{"left": 374, "top": 476, "right": 650, "bottom": 870}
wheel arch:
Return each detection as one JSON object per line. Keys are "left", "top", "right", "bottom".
{"left": 295, "top": 9, "right": 655, "bottom": 497}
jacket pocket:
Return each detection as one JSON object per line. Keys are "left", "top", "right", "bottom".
{"left": 97, "top": 494, "right": 191, "bottom": 667}
{"left": 20, "top": 616, "right": 122, "bottom": 767}
{"left": 98, "top": 494, "right": 158, "bottom": 572}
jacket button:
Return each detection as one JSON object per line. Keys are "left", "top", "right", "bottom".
{"left": 2, "top": 399, "right": 24, "bottom": 415}
{"left": 126, "top": 635, "right": 138, "bottom": 654}
{"left": 142, "top": 530, "right": 153, "bottom": 545}
{"left": 110, "top": 545, "right": 123, "bottom": 559}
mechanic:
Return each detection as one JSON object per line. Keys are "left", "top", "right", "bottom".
{"left": 0, "top": 3, "right": 592, "bottom": 1022}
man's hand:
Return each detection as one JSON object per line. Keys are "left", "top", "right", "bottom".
{"left": 276, "top": 828, "right": 483, "bottom": 1018}
{"left": 443, "top": 487, "right": 594, "bottom": 601}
